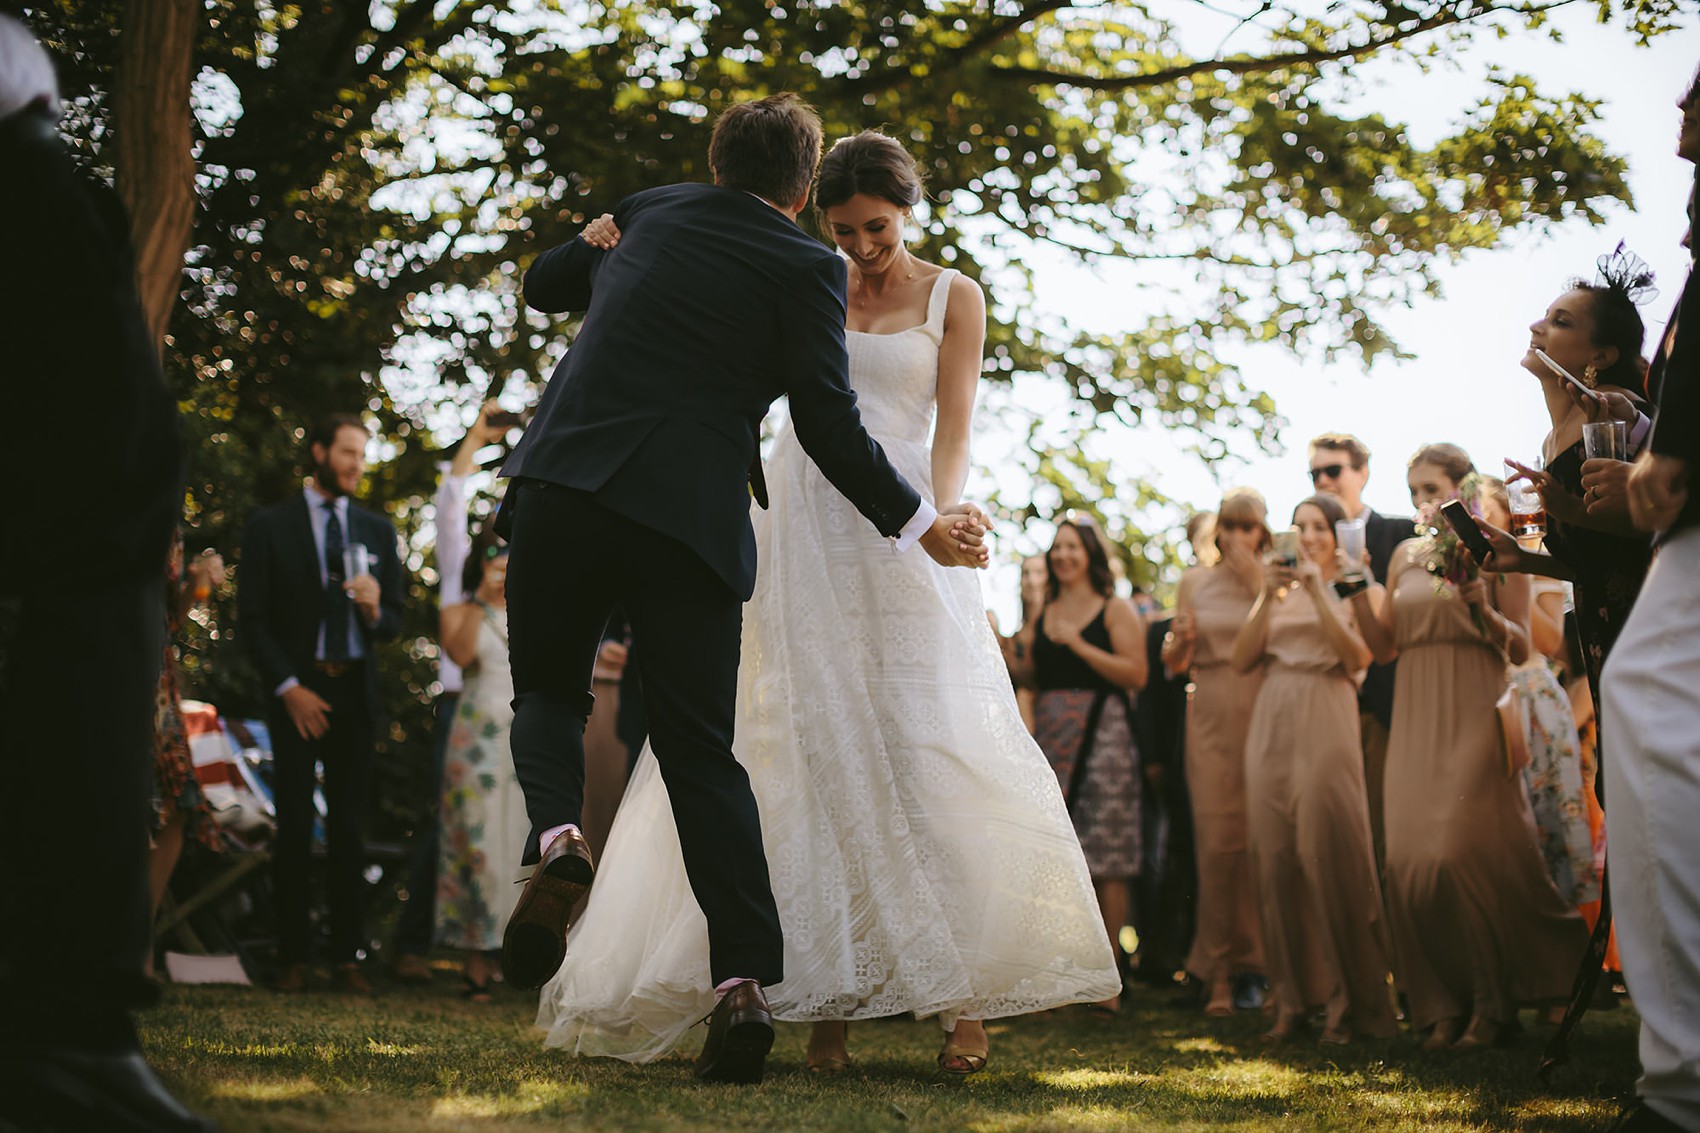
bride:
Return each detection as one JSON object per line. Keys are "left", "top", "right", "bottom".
{"left": 538, "top": 132, "right": 1120, "bottom": 1075}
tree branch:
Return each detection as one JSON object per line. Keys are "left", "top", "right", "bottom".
{"left": 845, "top": 0, "right": 1072, "bottom": 96}
{"left": 989, "top": 0, "right": 1575, "bottom": 90}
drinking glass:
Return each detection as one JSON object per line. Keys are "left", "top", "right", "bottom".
{"left": 1334, "top": 517, "right": 1367, "bottom": 582}
{"left": 1504, "top": 460, "right": 1545, "bottom": 541}
{"left": 342, "top": 543, "right": 373, "bottom": 580}
{"left": 1582, "top": 420, "right": 1628, "bottom": 462}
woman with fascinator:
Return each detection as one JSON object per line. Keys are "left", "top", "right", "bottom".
{"left": 1480, "top": 246, "right": 1656, "bottom": 719}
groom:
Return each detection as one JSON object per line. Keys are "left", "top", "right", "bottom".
{"left": 497, "top": 92, "right": 987, "bottom": 1083}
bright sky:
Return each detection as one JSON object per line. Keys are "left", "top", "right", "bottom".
{"left": 975, "top": 9, "right": 1697, "bottom": 626}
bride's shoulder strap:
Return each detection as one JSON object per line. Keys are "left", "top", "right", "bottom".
{"left": 925, "top": 268, "right": 959, "bottom": 333}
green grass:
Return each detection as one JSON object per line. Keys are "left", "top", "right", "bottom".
{"left": 140, "top": 970, "right": 1642, "bottom": 1132}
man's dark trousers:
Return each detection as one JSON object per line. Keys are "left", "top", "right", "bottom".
{"left": 504, "top": 480, "right": 782, "bottom": 987}
{"left": 269, "top": 667, "right": 374, "bottom": 965}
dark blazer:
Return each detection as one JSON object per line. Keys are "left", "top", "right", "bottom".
{"left": 1647, "top": 253, "right": 1699, "bottom": 535}
{"left": 238, "top": 493, "right": 405, "bottom": 704}
{"left": 501, "top": 182, "right": 922, "bottom": 600}
{"left": 1360, "top": 507, "right": 1412, "bottom": 729}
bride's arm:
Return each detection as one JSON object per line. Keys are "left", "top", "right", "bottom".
{"left": 931, "top": 273, "right": 987, "bottom": 511}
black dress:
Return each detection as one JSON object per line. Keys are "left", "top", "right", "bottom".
{"left": 1543, "top": 440, "right": 1653, "bottom": 705}
{"left": 1031, "top": 605, "right": 1142, "bottom": 881}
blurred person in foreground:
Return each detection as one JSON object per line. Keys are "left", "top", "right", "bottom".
{"left": 1596, "top": 63, "right": 1700, "bottom": 1133}
{"left": 0, "top": 14, "right": 217, "bottom": 1130}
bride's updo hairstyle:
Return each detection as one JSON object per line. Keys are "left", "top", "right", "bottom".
{"left": 815, "top": 131, "right": 926, "bottom": 213}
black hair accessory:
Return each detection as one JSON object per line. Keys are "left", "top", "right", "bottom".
{"left": 1596, "top": 240, "right": 1658, "bottom": 306}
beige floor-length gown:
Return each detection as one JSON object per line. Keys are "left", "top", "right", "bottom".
{"left": 1382, "top": 544, "right": 1589, "bottom": 1033}
{"left": 1181, "top": 565, "right": 1266, "bottom": 988}
{"left": 1244, "top": 582, "right": 1396, "bottom": 1037}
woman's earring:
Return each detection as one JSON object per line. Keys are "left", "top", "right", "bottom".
{"left": 1582, "top": 363, "right": 1599, "bottom": 388}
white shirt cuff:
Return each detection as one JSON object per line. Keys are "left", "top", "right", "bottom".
{"left": 893, "top": 500, "right": 938, "bottom": 553}
{"left": 1629, "top": 411, "right": 1652, "bottom": 455}
{"left": 275, "top": 676, "right": 300, "bottom": 697}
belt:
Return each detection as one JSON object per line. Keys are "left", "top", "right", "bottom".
{"left": 312, "top": 660, "right": 358, "bottom": 678}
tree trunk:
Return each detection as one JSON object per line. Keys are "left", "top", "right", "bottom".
{"left": 114, "top": 0, "right": 198, "bottom": 352}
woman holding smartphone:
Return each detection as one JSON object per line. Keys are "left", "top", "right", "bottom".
{"left": 1349, "top": 445, "right": 1587, "bottom": 1050}
{"left": 1231, "top": 494, "right": 1394, "bottom": 1044}
{"left": 1162, "top": 488, "right": 1269, "bottom": 1017}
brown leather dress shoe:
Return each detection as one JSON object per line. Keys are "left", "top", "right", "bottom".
{"left": 332, "top": 963, "right": 376, "bottom": 996}
{"left": 501, "top": 827, "right": 595, "bottom": 989}
{"left": 273, "top": 963, "right": 309, "bottom": 993}
{"left": 694, "top": 981, "right": 774, "bottom": 1084}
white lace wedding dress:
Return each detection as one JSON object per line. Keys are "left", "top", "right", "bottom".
{"left": 535, "top": 269, "right": 1121, "bottom": 1061}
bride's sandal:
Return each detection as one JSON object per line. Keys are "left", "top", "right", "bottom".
{"left": 938, "top": 1022, "right": 989, "bottom": 1078}
{"left": 805, "top": 1021, "right": 853, "bottom": 1076}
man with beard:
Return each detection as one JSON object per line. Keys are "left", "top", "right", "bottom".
{"left": 239, "top": 415, "right": 404, "bottom": 993}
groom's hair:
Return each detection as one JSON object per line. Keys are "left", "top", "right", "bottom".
{"left": 708, "top": 92, "right": 822, "bottom": 207}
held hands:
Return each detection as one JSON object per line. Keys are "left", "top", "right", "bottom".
{"left": 283, "top": 685, "right": 333, "bottom": 740}
{"left": 1458, "top": 577, "right": 1493, "bottom": 613}
{"left": 1264, "top": 562, "right": 1297, "bottom": 595}
{"left": 345, "top": 574, "right": 382, "bottom": 625}
{"left": 1579, "top": 458, "right": 1633, "bottom": 519}
{"left": 1626, "top": 451, "right": 1690, "bottom": 532}
{"left": 921, "top": 504, "right": 991, "bottom": 569}
{"left": 581, "top": 213, "right": 621, "bottom": 250}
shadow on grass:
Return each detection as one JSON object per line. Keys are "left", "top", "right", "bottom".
{"left": 140, "top": 980, "right": 1638, "bottom": 1132}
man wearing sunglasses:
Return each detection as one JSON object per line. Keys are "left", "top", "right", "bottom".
{"left": 1306, "top": 433, "right": 1410, "bottom": 879}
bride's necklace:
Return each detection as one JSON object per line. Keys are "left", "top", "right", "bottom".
{"left": 849, "top": 252, "right": 918, "bottom": 306}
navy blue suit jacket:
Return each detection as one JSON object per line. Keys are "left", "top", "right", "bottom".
{"left": 501, "top": 182, "right": 922, "bottom": 600}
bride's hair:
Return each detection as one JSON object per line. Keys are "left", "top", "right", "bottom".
{"left": 815, "top": 131, "right": 925, "bottom": 212}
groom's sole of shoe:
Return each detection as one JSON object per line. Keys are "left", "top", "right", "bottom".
{"left": 695, "top": 1017, "right": 775, "bottom": 1085}
{"left": 500, "top": 852, "right": 594, "bottom": 989}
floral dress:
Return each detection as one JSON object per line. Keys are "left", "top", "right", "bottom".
{"left": 153, "top": 538, "right": 221, "bottom": 849}
{"left": 435, "top": 604, "right": 526, "bottom": 951}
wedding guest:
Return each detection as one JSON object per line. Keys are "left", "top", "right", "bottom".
{"left": 1306, "top": 433, "right": 1409, "bottom": 875}
{"left": 1163, "top": 488, "right": 1268, "bottom": 1016}
{"left": 394, "top": 401, "right": 511, "bottom": 984}
{"left": 1232, "top": 494, "right": 1394, "bottom": 1044}
{"left": 1133, "top": 586, "right": 1195, "bottom": 988}
{"left": 1002, "top": 553, "right": 1049, "bottom": 733}
{"left": 1483, "top": 258, "right": 1654, "bottom": 721}
{"left": 1350, "top": 445, "right": 1586, "bottom": 1050}
{"left": 1030, "top": 513, "right": 1149, "bottom": 1014}
{"left": 148, "top": 539, "right": 226, "bottom": 975}
{"left": 0, "top": 18, "right": 215, "bottom": 1128}
{"left": 1598, "top": 64, "right": 1700, "bottom": 1133}
{"left": 435, "top": 524, "right": 523, "bottom": 1001}
{"left": 1478, "top": 478, "right": 1598, "bottom": 909}
{"left": 239, "top": 415, "right": 405, "bottom": 994}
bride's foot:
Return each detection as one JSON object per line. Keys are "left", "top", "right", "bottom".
{"left": 1204, "top": 980, "right": 1234, "bottom": 1018}
{"left": 805, "top": 1021, "right": 852, "bottom": 1075}
{"left": 938, "top": 1019, "right": 989, "bottom": 1077}
{"left": 1422, "top": 1017, "right": 1463, "bottom": 1051}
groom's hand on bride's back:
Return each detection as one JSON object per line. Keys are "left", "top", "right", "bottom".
{"left": 922, "top": 506, "right": 991, "bottom": 569}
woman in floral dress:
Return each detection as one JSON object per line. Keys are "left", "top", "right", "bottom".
{"left": 436, "top": 529, "right": 526, "bottom": 1000}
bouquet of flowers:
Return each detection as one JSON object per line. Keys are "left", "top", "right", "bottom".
{"left": 1413, "top": 473, "right": 1491, "bottom": 638}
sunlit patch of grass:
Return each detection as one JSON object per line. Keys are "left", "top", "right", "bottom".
{"left": 1168, "top": 1058, "right": 1306, "bottom": 1100}
{"left": 1510, "top": 1095, "right": 1610, "bottom": 1122}
{"left": 1357, "top": 1084, "right": 1475, "bottom": 1121}
{"left": 969, "top": 1105, "right": 1163, "bottom": 1133}
{"left": 1032, "top": 1067, "right": 1150, "bottom": 1090}
{"left": 1171, "top": 1036, "right": 1230, "bottom": 1054}
{"left": 208, "top": 1076, "right": 323, "bottom": 1101}
{"left": 363, "top": 1039, "right": 424, "bottom": 1057}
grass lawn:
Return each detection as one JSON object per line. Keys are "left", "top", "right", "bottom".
{"left": 140, "top": 968, "right": 1642, "bottom": 1132}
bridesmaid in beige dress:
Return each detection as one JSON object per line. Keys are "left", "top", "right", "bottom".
{"left": 1232, "top": 493, "right": 1396, "bottom": 1044}
{"left": 1350, "top": 444, "right": 1588, "bottom": 1050}
{"left": 1163, "top": 488, "right": 1269, "bottom": 1017}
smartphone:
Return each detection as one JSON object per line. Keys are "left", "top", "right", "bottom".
{"left": 1534, "top": 349, "right": 1597, "bottom": 401}
{"left": 1440, "top": 500, "right": 1495, "bottom": 563}
{"left": 486, "top": 409, "right": 525, "bottom": 430}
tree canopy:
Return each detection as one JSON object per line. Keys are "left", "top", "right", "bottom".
{"left": 14, "top": 0, "right": 1683, "bottom": 824}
